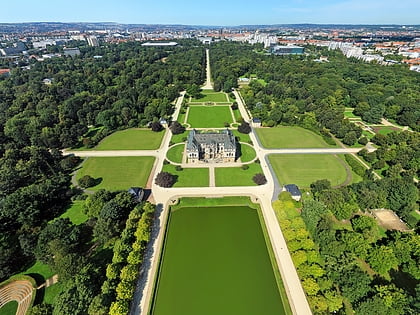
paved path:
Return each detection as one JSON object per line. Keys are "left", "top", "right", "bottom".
{"left": 208, "top": 166, "right": 215, "bottom": 187}
{"left": 202, "top": 48, "right": 213, "bottom": 90}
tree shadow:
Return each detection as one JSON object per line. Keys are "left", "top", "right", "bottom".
{"left": 93, "top": 177, "right": 103, "bottom": 186}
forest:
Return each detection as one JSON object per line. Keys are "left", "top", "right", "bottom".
{"left": 211, "top": 41, "right": 419, "bottom": 314}
{"left": 0, "top": 40, "right": 205, "bottom": 314}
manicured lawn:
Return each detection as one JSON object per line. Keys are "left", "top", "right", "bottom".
{"left": 187, "top": 106, "right": 233, "bottom": 128}
{"left": 0, "top": 301, "right": 18, "bottom": 315}
{"left": 191, "top": 91, "right": 228, "bottom": 103}
{"left": 269, "top": 154, "right": 348, "bottom": 188}
{"left": 95, "top": 128, "right": 164, "bottom": 150}
{"left": 60, "top": 200, "right": 88, "bottom": 225}
{"left": 375, "top": 126, "right": 398, "bottom": 135}
{"left": 232, "top": 130, "right": 251, "bottom": 143}
{"left": 173, "top": 196, "right": 256, "bottom": 209}
{"left": 215, "top": 162, "right": 263, "bottom": 186}
{"left": 77, "top": 157, "right": 155, "bottom": 191}
{"left": 170, "top": 131, "right": 188, "bottom": 144}
{"left": 166, "top": 144, "right": 184, "bottom": 164}
{"left": 344, "top": 111, "right": 361, "bottom": 119}
{"left": 44, "top": 282, "right": 64, "bottom": 304}
{"left": 162, "top": 164, "right": 208, "bottom": 187}
{"left": 256, "top": 126, "right": 332, "bottom": 148}
{"left": 232, "top": 108, "right": 242, "bottom": 121}
{"left": 152, "top": 206, "right": 285, "bottom": 315}
{"left": 239, "top": 143, "right": 256, "bottom": 162}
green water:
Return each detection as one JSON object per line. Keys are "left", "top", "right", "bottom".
{"left": 152, "top": 206, "right": 286, "bottom": 315}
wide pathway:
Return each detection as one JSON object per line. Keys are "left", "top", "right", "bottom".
{"left": 202, "top": 48, "right": 213, "bottom": 90}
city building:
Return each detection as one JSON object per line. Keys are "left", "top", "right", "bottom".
{"left": 86, "top": 36, "right": 99, "bottom": 47}
{"left": 270, "top": 45, "right": 304, "bottom": 55}
{"left": 63, "top": 47, "right": 81, "bottom": 57}
{"left": 186, "top": 129, "right": 236, "bottom": 163}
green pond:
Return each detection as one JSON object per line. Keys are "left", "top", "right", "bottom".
{"left": 152, "top": 205, "right": 286, "bottom": 315}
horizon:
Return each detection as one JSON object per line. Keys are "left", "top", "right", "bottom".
{"left": 2, "top": 0, "right": 420, "bottom": 26}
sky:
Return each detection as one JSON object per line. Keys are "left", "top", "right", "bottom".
{"left": 1, "top": 0, "right": 419, "bottom": 25}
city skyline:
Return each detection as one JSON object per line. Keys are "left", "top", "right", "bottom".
{"left": 2, "top": 0, "right": 420, "bottom": 26}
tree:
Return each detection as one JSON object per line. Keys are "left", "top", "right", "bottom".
{"left": 252, "top": 173, "right": 267, "bottom": 185}
{"left": 169, "top": 121, "right": 185, "bottom": 135}
{"left": 155, "top": 171, "right": 176, "bottom": 187}
{"left": 343, "top": 131, "right": 358, "bottom": 146}
{"left": 310, "top": 179, "right": 331, "bottom": 194}
{"left": 186, "top": 84, "right": 201, "bottom": 98}
{"left": 238, "top": 121, "right": 251, "bottom": 134}
{"left": 78, "top": 175, "right": 96, "bottom": 188}
{"left": 367, "top": 245, "right": 398, "bottom": 276}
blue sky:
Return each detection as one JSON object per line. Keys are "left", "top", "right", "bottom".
{"left": 1, "top": 0, "right": 419, "bottom": 25}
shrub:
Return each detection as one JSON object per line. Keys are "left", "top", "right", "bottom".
{"left": 241, "top": 164, "right": 249, "bottom": 170}
{"left": 231, "top": 102, "right": 238, "bottom": 110}
{"left": 253, "top": 173, "right": 267, "bottom": 185}
{"left": 175, "top": 165, "right": 183, "bottom": 171}
{"left": 155, "top": 172, "right": 176, "bottom": 188}
{"left": 224, "top": 122, "right": 230, "bottom": 127}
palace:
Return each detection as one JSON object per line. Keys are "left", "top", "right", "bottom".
{"left": 186, "top": 129, "right": 236, "bottom": 163}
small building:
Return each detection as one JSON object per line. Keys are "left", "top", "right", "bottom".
{"left": 186, "top": 129, "right": 236, "bottom": 163}
{"left": 251, "top": 118, "right": 262, "bottom": 127}
{"left": 128, "top": 187, "right": 144, "bottom": 202}
{"left": 283, "top": 184, "right": 302, "bottom": 201}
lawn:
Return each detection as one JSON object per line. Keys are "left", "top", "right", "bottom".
{"left": 232, "top": 130, "right": 251, "bottom": 143}
{"left": 255, "top": 126, "right": 332, "bottom": 148}
{"left": 162, "top": 164, "right": 208, "bottom": 187}
{"left": 170, "top": 130, "right": 188, "bottom": 144}
{"left": 59, "top": 200, "right": 88, "bottom": 225}
{"left": 232, "top": 108, "right": 242, "bottom": 121}
{"left": 344, "top": 111, "right": 361, "bottom": 119}
{"left": 239, "top": 143, "right": 256, "bottom": 162}
{"left": 173, "top": 196, "right": 256, "bottom": 209}
{"left": 269, "top": 154, "right": 348, "bottom": 188}
{"left": 152, "top": 205, "right": 286, "bottom": 315}
{"left": 187, "top": 106, "right": 233, "bottom": 128}
{"left": 94, "top": 128, "right": 164, "bottom": 150}
{"left": 0, "top": 301, "right": 18, "bottom": 315}
{"left": 190, "top": 91, "right": 229, "bottom": 103}
{"left": 215, "top": 162, "right": 263, "bottom": 186}
{"left": 44, "top": 282, "right": 64, "bottom": 304}
{"left": 77, "top": 157, "right": 155, "bottom": 191}
{"left": 374, "top": 126, "right": 398, "bottom": 135}
{"left": 166, "top": 144, "right": 184, "bottom": 164}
